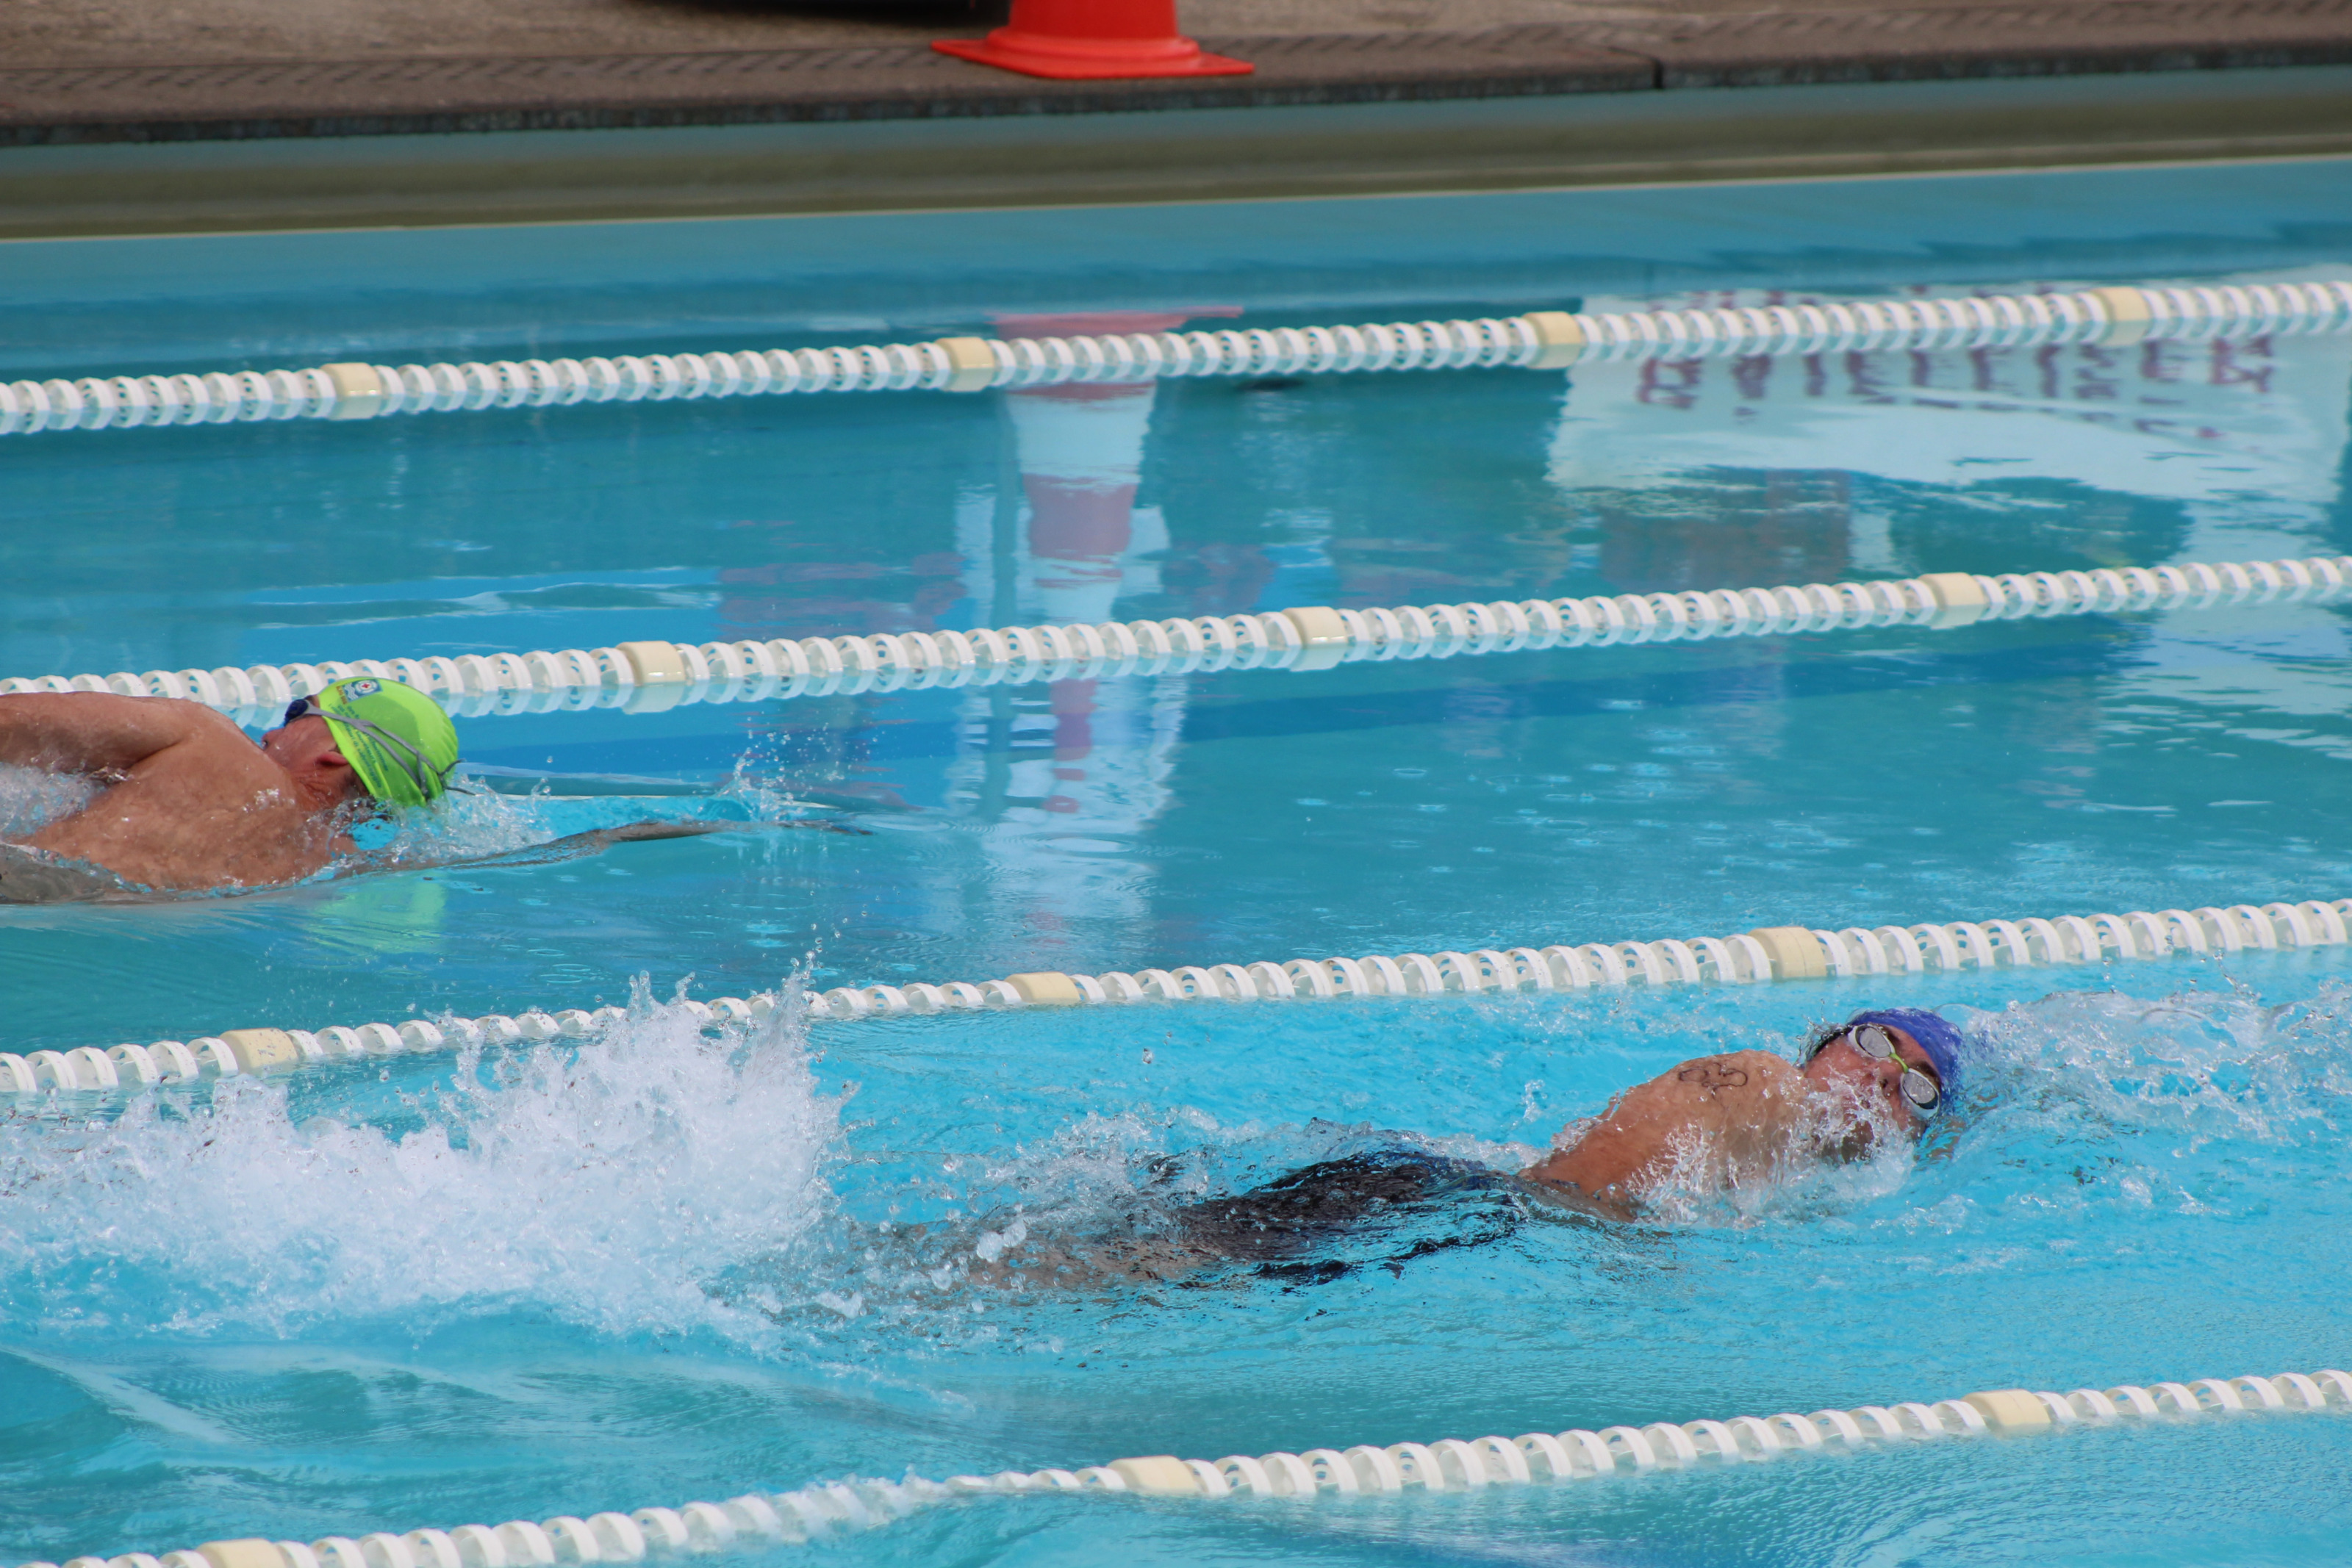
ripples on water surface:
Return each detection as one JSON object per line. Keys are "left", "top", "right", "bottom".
{"left": 4, "top": 156, "right": 2352, "bottom": 1565}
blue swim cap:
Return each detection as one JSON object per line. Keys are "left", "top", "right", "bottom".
{"left": 1849, "top": 1009, "right": 1973, "bottom": 1099}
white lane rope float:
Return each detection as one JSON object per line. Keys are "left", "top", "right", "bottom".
{"left": 4, "top": 553, "right": 2343, "bottom": 727}
{"left": 10, "top": 898, "right": 2345, "bottom": 1096}
{"left": 3, "top": 280, "right": 2346, "bottom": 437}
{"left": 16, "top": 1367, "right": 2348, "bottom": 1568}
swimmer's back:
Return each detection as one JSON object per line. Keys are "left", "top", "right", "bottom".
{"left": 1521, "top": 1050, "right": 1807, "bottom": 1218}
{"left": 2, "top": 694, "right": 345, "bottom": 891}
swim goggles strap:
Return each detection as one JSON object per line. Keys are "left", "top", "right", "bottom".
{"left": 287, "top": 697, "right": 456, "bottom": 801}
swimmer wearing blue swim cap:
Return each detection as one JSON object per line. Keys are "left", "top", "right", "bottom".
{"left": 1835, "top": 1007, "right": 1974, "bottom": 1106}
{"left": 1521, "top": 1008, "right": 1974, "bottom": 1220}
{"left": 969, "top": 1008, "right": 1984, "bottom": 1284}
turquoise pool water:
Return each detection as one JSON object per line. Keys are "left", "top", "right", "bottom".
{"left": 4, "top": 157, "right": 2352, "bottom": 1566}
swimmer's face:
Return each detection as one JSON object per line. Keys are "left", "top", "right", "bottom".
{"left": 1801, "top": 1024, "right": 1940, "bottom": 1141}
{"left": 259, "top": 714, "right": 367, "bottom": 805}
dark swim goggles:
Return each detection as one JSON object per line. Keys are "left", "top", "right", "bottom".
{"left": 282, "top": 696, "right": 456, "bottom": 802}
{"left": 1813, "top": 1023, "right": 1943, "bottom": 1116}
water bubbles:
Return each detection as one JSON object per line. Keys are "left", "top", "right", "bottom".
{"left": 972, "top": 1218, "right": 1028, "bottom": 1263}
{"left": 0, "top": 760, "right": 96, "bottom": 838}
{"left": 361, "top": 785, "right": 558, "bottom": 866}
{"left": 1960, "top": 982, "right": 2352, "bottom": 1151}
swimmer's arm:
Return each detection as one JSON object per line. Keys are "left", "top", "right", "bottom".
{"left": 0, "top": 693, "right": 229, "bottom": 777}
{"left": 1519, "top": 1051, "right": 1805, "bottom": 1216}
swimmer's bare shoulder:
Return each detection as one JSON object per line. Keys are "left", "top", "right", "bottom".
{"left": 1519, "top": 1050, "right": 1805, "bottom": 1219}
{"left": 1, "top": 692, "right": 327, "bottom": 890}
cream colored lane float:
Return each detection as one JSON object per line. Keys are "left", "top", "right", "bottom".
{"left": 7, "top": 898, "right": 2345, "bottom": 1095}
{"left": 18, "top": 1367, "right": 2349, "bottom": 1567}
{"left": 3, "top": 281, "right": 2348, "bottom": 436}
{"left": 4, "top": 554, "right": 2345, "bottom": 722}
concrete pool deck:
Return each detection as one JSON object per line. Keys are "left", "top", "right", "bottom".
{"left": 1, "top": 0, "right": 2348, "bottom": 236}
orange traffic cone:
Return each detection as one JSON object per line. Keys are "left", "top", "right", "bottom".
{"left": 936, "top": 0, "right": 1252, "bottom": 80}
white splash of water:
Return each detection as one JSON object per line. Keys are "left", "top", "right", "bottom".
{"left": 1624, "top": 1087, "right": 1921, "bottom": 1229}
{"left": 1851, "top": 982, "right": 2352, "bottom": 1234}
{"left": 1960, "top": 982, "right": 2352, "bottom": 1148}
{"left": 0, "top": 997, "right": 842, "bottom": 1346}
{"left": 362, "top": 784, "right": 555, "bottom": 864}
{"left": 0, "top": 760, "right": 98, "bottom": 838}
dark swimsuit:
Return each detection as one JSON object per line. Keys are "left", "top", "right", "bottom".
{"left": 1170, "top": 1146, "right": 1529, "bottom": 1281}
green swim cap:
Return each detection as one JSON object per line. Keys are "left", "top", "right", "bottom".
{"left": 313, "top": 677, "right": 461, "bottom": 807}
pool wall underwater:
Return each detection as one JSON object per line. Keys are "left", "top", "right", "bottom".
{"left": 7, "top": 65, "right": 2352, "bottom": 238}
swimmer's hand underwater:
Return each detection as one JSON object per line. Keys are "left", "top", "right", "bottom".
{"left": 0, "top": 680, "right": 460, "bottom": 893}
{"left": 356, "top": 816, "right": 867, "bottom": 878}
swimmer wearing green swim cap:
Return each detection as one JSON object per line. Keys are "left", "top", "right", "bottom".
{"left": 0, "top": 678, "right": 461, "bottom": 893}
{"left": 286, "top": 677, "right": 462, "bottom": 808}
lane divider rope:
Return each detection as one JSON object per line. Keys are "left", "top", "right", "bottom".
{"left": 4, "top": 280, "right": 2346, "bottom": 437}
{"left": 18, "top": 1367, "right": 2346, "bottom": 1567}
{"left": 6, "top": 553, "right": 2342, "bottom": 726}
{"left": 10, "top": 898, "right": 2345, "bottom": 1096}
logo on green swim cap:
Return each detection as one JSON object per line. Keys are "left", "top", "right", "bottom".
{"left": 315, "top": 677, "right": 460, "bottom": 807}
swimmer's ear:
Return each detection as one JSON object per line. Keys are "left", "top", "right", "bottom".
{"left": 319, "top": 744, "right": 370, "bottom": 802}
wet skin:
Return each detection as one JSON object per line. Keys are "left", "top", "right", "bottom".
{"left": 0, "top": 692, "right": 364, "bottom": 891}
{"left": 1518, "top": 1026, "right": 1941, "bottom": 1220}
